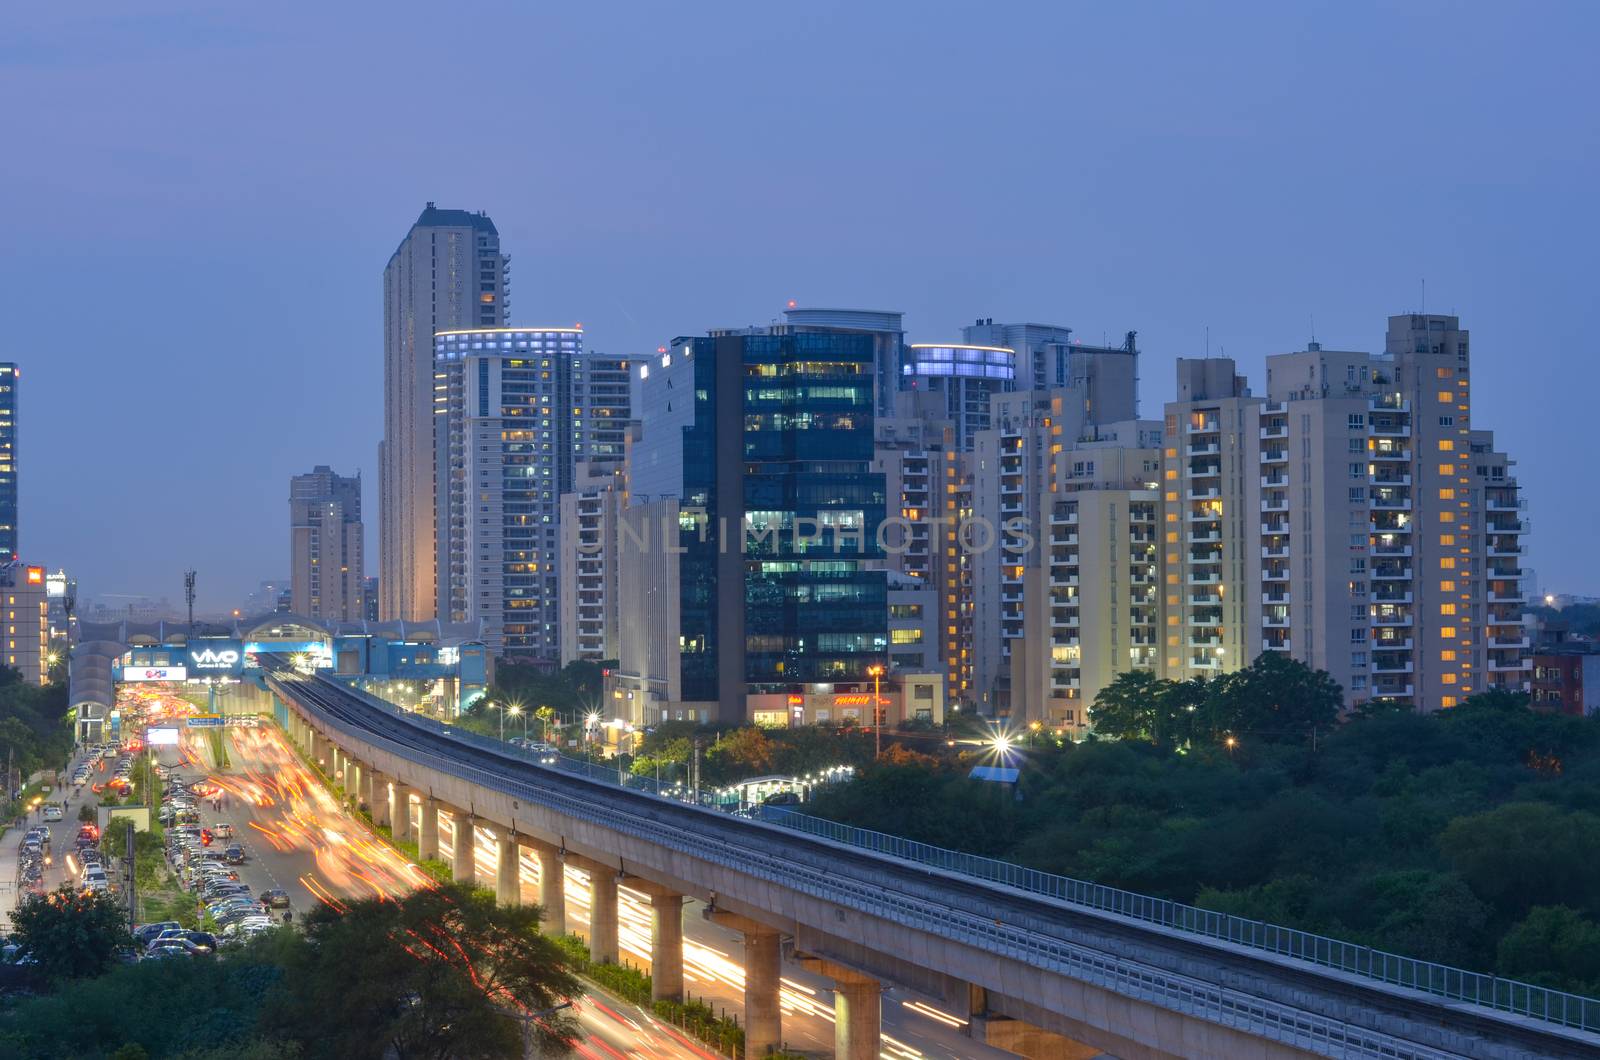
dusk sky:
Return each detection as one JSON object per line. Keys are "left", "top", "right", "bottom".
{"left": 3, "top": 1, "right": 1596, "bottom": 610}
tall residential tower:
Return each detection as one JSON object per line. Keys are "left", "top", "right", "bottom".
{"left": 381, "top": 204, "right": 508, "bottom": 621}
{"left": 289, "top": 466, "right": 365, "bottom": 621}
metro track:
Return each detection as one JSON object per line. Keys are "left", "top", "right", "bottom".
{"left": 265, "top": 667, "right": 1599, "bottom": 1060}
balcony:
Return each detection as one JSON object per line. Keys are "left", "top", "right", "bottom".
{"left": 1487, "top": 497, "right": 1525, "bottom": 512}
{"left": 1371, "top": 636, "right": 1413, "bottom": 651}
{"left": 1262, "top": 520, "right": 1289, "bottom": 535}
{"left": 1370, "top": 493, "right": 1412, "bottom": 511}
{"left": 1372, "top": 683, "right": 1415, "bottom": 699}
{"left": 1369, "top": 420, "right": 1411, "bottom": 438}
{"left": 1187, "top": 528, "right": 1222, "bottom": 543}
{"left": 1371, "top": 565, "right": 1413, "bottom": 580}
{"left": 1188, "top": 486, "right": 1220, "bottom": 501}
{"left": 1262, "top": 566, "right": 1290, "bottom": 582}
{"left": 1187, "top": 419, "right": 1220, "bottom": 434}
{"left": 1050, "top": 509, "right": 1079, "bottom": 526}
{"left": 1372, "top": 589, "right": 1413, "bottom": 604}
{"left": 1262, "top": 612, "right": 1289, "bottom": 628}
{"left": 1261, "top": 544, "right": 1290, "bottom": 559}
{"left": 1260, "top": 496, "right": 1290, "bottom": 513}
{"left": 1190, "top": 549, "right": 1223, "bottom": 564}
{"left": 1050, "top": 573, "right": 1080, "bottom": 588}
{"left": 1188, "top": 635, "right": 1222, "bottom": 649}
{"left": 1263, "top": 639, "right": 1293, "bottom": 652}
{"left": 1261, "top": 474, "right": 1288, "bottom": 488}
{"left": 1488, "top": 519, "right": 1530, "bottom": 535}
{"left": 1187, "top": 441, "right": 1220, "bottom": 456}
{"left": 1368, "top": 395, "right": 1410, "bottom": 412}
{"left": 1487, "top": 542, "right": 1525, "bottom": 558}
{"left": 1371, "top": 445, "right": 1411, "bottom": 461}
{"left": 1187, "top": 572, "right": 1222, "bottom": 586}
{"left": 1488, "top": 588, "right": 1525, "bottom": 604}
{"left": 1372, "top": 542, "right": 1413, "bottom": 557}
{"left": 1050, "top": 531, "right": 1078, "bottom": 546}
{"left": 1189, "top": 655, "right": 1224, "bottom": 670}
{"left": 1372, "top": 658, "right": 1415, "bottom": 675}
{"left": 1488, "top": 657, "right": 1532, "bottom": 672}
{"left": 1490, "top": 635, "right": 1531, "bottom": 649}
{"left": 1259, "top": 422, "right": 1288, "bottom": 440}
{"left": 1001, "top": 591, "right": 1023, "bottom": 604}
{"left": 1262, "top": 591, "right": 1290, "bottom": 605}
{"left": 1370, "top": 472, "right": 1412, "bottom": 487}
{"left": 1372, "top": 611, "right": 1414, "bottom": 627}
{"left": 1260, "top": 448, "right": 1288, "bottom": 464}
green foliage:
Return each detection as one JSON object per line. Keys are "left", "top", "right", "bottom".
{"left": 651, "top": 997, "right": 744, "bottom": 1056}
{"left": 1497, "top": 907, "right": 1600, "bottom": 994}
{"left": 7, "top": 885, "right": 132, "bottom": 981}
{"left": 0, "top": 668, "right": 72, "bottom": 786}
{"left": 809, "top": 702, "right": 1600, "bottom": 996}
{"left": 1089, "top": 653, "right": 1340, "bottom": 749}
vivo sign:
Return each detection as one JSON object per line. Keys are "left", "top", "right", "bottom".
{"left": 190, "top": 648, "right": 241, "bottom": 670}
{"left": 122, "top": 666, "right": 188, "bottom": 683}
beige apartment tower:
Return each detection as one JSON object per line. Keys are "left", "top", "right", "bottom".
{"left": 289, "top": 466, "right": 365, "bottom": 622}
{"left": 380, "top": 204, "right": 507, "bottom": 622}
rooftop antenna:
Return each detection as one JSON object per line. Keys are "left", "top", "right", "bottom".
{"left": 184, "top": 570, "right": 196, "bottom": 636}
{"left": 1421, "top": 278, "right": 1426, "bottom": 315}
{"left": 1205, "top": 325, "right": 1210, "bottom": 358}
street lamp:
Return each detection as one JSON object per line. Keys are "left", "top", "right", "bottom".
{"left": 867, "top": 664, "right": 886, "bottom": 759}
{"left": 507, "top": 703, "right": 527, "bottom": 741}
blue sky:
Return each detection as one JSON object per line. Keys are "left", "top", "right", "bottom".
{"left": 2, "top": 1, "right": 1596, "bottom": 608}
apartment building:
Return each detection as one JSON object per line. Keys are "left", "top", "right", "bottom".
{"left": 556, "top": 462, "right": 625, "bottom": 664}
{"left": 1160, "top": 359, "right": 1263, "bottom": 682}
{"left": 289, "top": 465, "right": 364, "bottom": 622}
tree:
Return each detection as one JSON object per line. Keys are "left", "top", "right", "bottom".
{"left": 263, "top": 882, "right": 581, "bottom": 1059}
{"left": 7, "top": 885, "right": 131, "bottom": 980}
{"left": 1206, "top": 653, "right": 1342, "bottom": 744}
{"left": 1088, "top": 670, "right": 1167, "bottom": 745}
{"left": 1497, "top": 906, "right": 1600, "bottom": 992}
{"left": 1437, "top": 803, "right": 1600, "bottom": 917}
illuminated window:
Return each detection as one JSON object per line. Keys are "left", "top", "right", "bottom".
{"left": 1441, "top": 650, "right": 1457, "bottom": 661}
{"left": 1440, "top": 512, "right": 1455, "bottom": 523}
{"left": 1439, "top": 464, "right": 1455, "bottom": 475}
{"left": 1440, "top": 557, "right": 1456, "bottom": 569}
{"left": 1440, "top": 627, "right": 1457, "bottom": 638}
{"left": 1442, "top": 696, "right": 1458, "bottom": 708}
{"left": 1442, "top": 673, "right": 1457, "bottom": 685}
{"left": 1165, "top": 491, "right": 1177, "bottom": 502}
{"left": 1166, "top": 532, "right": 1178, "bottom": 543}
{"left": 1165, "top": 469, "right": 1178, "bottom": 480}
{"left": 1440, "top": 534, "right": 1455, "bottom": 545}
{"left": 1435, "top": 367, "right": 1453, "bottom": 378}
{"left": 1437, "top": 391, "right": 1455, "bottom": 403}
{"left": 1440, "top": 603, "right": 1456, "bottom": 616}
{"left": 1439, "top": 488, "right": 1455, "bottom": 500}
{"left": 1439, "top": 440, "right": 1454, "bottom": 452}
{"left": 1440, "top": 580, "right": 1456, "bottom": 592}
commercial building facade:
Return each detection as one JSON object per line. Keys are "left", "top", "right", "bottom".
{"left": 289, "top": 465, "right": 365, "bottom": 622}
{"left": 2, "top": 562, "right": 49, "bottom": 684}
{"left": 381, "top": 204, "right": 507, "bottom": 622}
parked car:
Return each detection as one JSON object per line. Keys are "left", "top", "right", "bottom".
{"left": 259, "top": 889, "right": 291, "bottom": 909}
{"left": 223, "top": 846, "right": 245, "bottom": 865}
{"left": 134, "top": 921, "right": 182, "bottom": 946}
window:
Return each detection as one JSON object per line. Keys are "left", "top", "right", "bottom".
{"left": 1439, "top": 440, "right": 1454, "bottom": 452}
{"left": 1349, "top": 487, "right": 1366, "bottom": 502}
{"left": 1435, "top": 367, "right": 1453, "bottom": 379}
{"left": 1439, "top": 464, "right": 1455, "bottom": 475}
{"left": 1440, "top": 557, "right": 1456, "bottom": 569}
{"left": 1442, "top": 672, "right": 1458, "bottom": 685}
{"left": 1349, "top": 438, "right": 1364, "bottom": 453}
{"left": 1351, "top": 629, "right": 1368, "bottom": 643}
{"left": 1348, "top": 414, "right": 1365, "bottom": 430}
{"left": 1351, "top": 652, "right": 1368, "bottom": 666}
{"left": 1349, "top": 463, "right": 1364, "bottom": 478}
{"left": 1441, "top": 650, "right": 1457, "bottom": 661}
{"left": 1441, "top": 626, "right": 1457, "bottom": 638}
{"left": 1440, "top": 603, "right": 1457, "bottom": 616}
{"left": 890, "top": 629, "right": 923, "bottom": 645}
{"left": 1351, "top": 605, "right": 1367, "bottom": 620}
{"left": 1441, "top": 695, "right": 1457, "bottom": 708}
{"left": 1438, "top": 391, "right": 1455, "bottom": 403}
{"left": 1440, "top": 580, "right": 1456, "bottom": 592}
{"left": 1439, "top": 417, "right": 1454, "bottom": 427}
{"left": 1440, "top": 534, "right": 1455, "bottom": 545}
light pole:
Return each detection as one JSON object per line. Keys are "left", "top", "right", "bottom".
{"left": 868, "top": 664, "right": 885, "bottom": 759}
{"left": 507, "top": 703, "right": 526, "bottom": 741}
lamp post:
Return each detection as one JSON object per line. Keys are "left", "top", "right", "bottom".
{"left": 507, "top": 703, "right": 527, "bottom": 741}
{"left": 867, "top": 664, "right": 886, "bottom": 759}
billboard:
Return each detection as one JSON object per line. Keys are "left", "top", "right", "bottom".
{"left": 186, "top": 715, "right": 224, "bottom": 728}
{"left": 188, "top": 641, "right": 244, "bottom": 675}
{"left": 146, "top": 727, "right": 181, "bottom": 746}
{"left": 122, "top": 666, "right": 187, "bottom": 682}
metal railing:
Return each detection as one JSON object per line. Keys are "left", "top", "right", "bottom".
{"left": 758, "top": 807, "right": 1600, "bottom": 1034}
{"left": 274, "top": 676, "right": 1472, "bottom": 1060}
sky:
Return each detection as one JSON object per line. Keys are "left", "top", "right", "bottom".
{"left": 2, "top": 1, "right": 1597, "bottom": 610}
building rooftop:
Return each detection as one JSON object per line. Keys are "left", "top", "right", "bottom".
{"left": 414, "top": 203, "right": 498, "bottom": 235}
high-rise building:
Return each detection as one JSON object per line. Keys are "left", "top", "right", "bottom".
{"left": 381, "top": 204, "right": 508, "bottom": 622}
{"left": 961, "top": 320, "right": 1140, "bottom": 413}
{"left": 557, "top": 462, "right": 625, "bottom": 664}
{"left": 289, "top": 466, "right": 364, "bottom": 621}
{"left": 1137, "top": 315, "right": 1529, "bottom": 712}
{"left": 898, "top": 343, "right": 1016, "bottom": 449}
{"left": 433, "top": 328, "right": 627, "bottom": 661}
{"left": 362, "top": 576, "right": 379, "bottom": 622}
{"left": 782, "top": 307, "right": 904, "bottom": 417}
{"left": 621, "top": 326, "right": 887, "bottom": 723}
{"left": 45, "top": 568, "right": 75, "bottom": 651}
{"left": 1159, "top": 359, "right": 1263, "bottom": 684}
{"left": 1, "top": 563, "right": 48, "bottom": 684}
{"left": 0, "top": 363, "right": 16, "bottom": 564}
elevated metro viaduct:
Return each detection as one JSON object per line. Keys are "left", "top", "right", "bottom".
{"left": 269, "top": 668, "right": 1600, "bottom": 1060}
{"left": 67, "top": 612, "right": 490, "bottom": 742}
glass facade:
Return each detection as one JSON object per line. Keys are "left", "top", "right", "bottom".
{"left": 672, "top": 331, "right": 888, "bottom": 699}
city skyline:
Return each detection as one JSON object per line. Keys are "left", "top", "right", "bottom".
{"left": 4, "top": 3, "right": 1598, "bottom": 607}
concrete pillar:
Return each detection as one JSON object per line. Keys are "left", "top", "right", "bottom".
{"left": 743, "top": 930, "right": 782, "bottom": 1056}
{"left": 495, "top": 834, "right": 520, "bottom": 906}
{"left": 834, "top": 979, "right": 881, "bottom": 1060}
{"left": 452, "top": 812, "right": 476, "bottom": 884}
{"left": 589, "top": 867, "right": 618, "bottom": 965}
{"left": 369, "top": 772, "right": 391, "bottom": 828}
{"left": 329, "top": 745, "right": 343, "bottom": 782}
{"left": 418, "top": 797, "right": 440, "bottom": 860}
{"left": 393, "top": 783, "right": 413, "bottom": 840}
{"left": 649, "top": 893, "right": 685, "bottom": 1002}
{"left": 342, "top": 758, "right": 358, "bottom": 805}
{"left": 358, "top": 763, "right": 375, "bottom": 812}
{"left": 309, "top": 730, "right": 325, "bottom": 768}
{"left": 533, "top": 842, "right": 565, "bottom": 935}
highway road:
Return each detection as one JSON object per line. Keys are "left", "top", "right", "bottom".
{"left": 187, "top": 714, "right": 1007, "bottom": 1059}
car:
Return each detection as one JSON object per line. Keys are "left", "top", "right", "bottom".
{"left": 211, "top": 822, "right": 235, "bottom": 839}
{"left": 259, "top": 889, "right": 291, "bottom": 909}
{"left": 134, "top": 921, "right": 182, "bottom": 945}
{"left": 223, "top": 846, "right": 245, "bottom": 865}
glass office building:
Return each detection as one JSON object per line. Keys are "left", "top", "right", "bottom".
{"left": 636, "top": 329, "right": 888, "bottom": 708}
